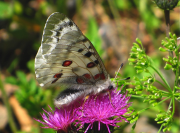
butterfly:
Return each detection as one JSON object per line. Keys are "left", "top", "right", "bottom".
{"left": 35, "top": 12, "right": 114, "bottom": 107}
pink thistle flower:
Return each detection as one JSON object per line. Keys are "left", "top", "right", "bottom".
{"left": 76, "top": 87, "right": 131, "bottom": 133}
{"left": 34, "top": 105, "right": 79, "bottom": 133}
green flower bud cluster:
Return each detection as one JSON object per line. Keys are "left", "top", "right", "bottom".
{"left": 126, "top": 75, "right": 165, "bottom": 107}
{"left": 128, "top": 38, "right": 151, "bottom": 74}
{"left": 155, "top": 111, "right": 172, "bottom": 132}
{"left": 127, "top": 34, "right": 179, "bottom": 132}
{"left": 174, "top": 86, "right": 180, "bottom": 101}
{"left": 160, "top": 33, "right": 180, "bottom": 72}
{"left": 124, "top": 107, "right": 139, "bottom": 124}
{"left": 154, "top": 0, "right": 179, "bottom": 10}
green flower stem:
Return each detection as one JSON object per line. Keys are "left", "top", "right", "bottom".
{"left": 0, "top": 73, "right": 17, "bottom": 132}
{"left": 138, "top": 97, "right": 170, "bottom": 114}
{"left": 107, "top": 0, "right": 122, "bottom": 38}
{"left": 155, "top": 79, "right": 170, "bottom": 92}
{"left": 174, "top": 46, "right": 180, "bottom": 90}
{"left": 172, "top": 97, "right": 175, "bottom": 117}
{"left": 150, "top": 65, "right": 172, "bottom": 93}
{"left": 158, "top": 124, "right": 164, "bottom": 133}
{"left": 130, "top": 95, "right": 144, "bottom": 98}
{"left": 168, "top": 98, "right": 172, "bottom": 111}
{"left": 164, "top": 10, "right": 170, "bottom": 38}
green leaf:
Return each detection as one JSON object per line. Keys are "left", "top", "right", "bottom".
{"left": 29, "top": 78, "right": 37, "bottom": 94}
{"left": 131, "top": 121, "right": 137, "bottom": 130}
{"left": 136, "top": 38, "right": 142, "bottom": 45}
{"left": 85, "top": 17, "right": 103, "bottom": 58}
{"left": 27, "top": 59, "right": 35, "bottom": 73}
{"left": 16, "top": 71, "right": 27, "bottom": 85}
{"left": 164, "top": 63, "right": 172, "bottom": 70}
{"left": 14, "top": 1, "right": 22, "bottom": 14}
{"left": 159, "top": 47, "right": 167, "bottom": 52}
{"left": 5, "top": 76, "right": 17, "bottom": 85}
{"left": 0, "top": 1, "right": 13, "bottom": 18}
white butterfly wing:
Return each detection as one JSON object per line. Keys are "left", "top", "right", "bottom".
{"left": 35, "top": 12, "right": 113, "bottom": 106}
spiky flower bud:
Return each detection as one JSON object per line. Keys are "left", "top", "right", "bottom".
{"left": 154, "top": 0, "right": 179, "bottom": 10}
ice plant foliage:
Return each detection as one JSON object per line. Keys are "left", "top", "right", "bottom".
{"left": 76, "top": 87, "right": 131, "bottom": 133}
{"left": 35, "top": 87, "right": 131, "bottom": 133}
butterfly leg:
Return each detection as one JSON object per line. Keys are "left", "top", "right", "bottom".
{"left": 108, "top": 91, "right": 115, "bottom": 108}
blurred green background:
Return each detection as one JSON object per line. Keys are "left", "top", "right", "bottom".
{"left": 0, "top": 0, "right": 180, "bottom": 133}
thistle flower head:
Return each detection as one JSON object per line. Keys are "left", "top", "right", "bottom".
{"left": 35, "top": 87, "right": 131, "bottom": 133}
{"left": 34, "top": 105, "right": 78, "bottom": 133}
{"left": 76, "top": 87, "right": 131, "bottom": 133}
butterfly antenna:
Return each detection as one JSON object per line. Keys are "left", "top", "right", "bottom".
{"left": 114, "top": 63, "right": 124, "bottom": 80}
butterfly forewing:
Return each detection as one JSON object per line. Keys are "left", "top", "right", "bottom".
{"left": 35, "top": 12, "right": 112, "bottom": 106}
{"left": 35, "top": 13, "right": 108, "bottom": 87}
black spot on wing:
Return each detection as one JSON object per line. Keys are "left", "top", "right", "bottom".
{"left": 56, "top": 31, "right": 61, "bottom": 36}
{"left": 94, "top": 60, "right": 99, "bottom": 65}
{"left": 55, "top": 20, "right": 73, "bottom": 32}
{"left": 82, "top": 38, "right": 88, "bottom": 42}
{"left": 78, "top": 48, "right": 83, "bottom": 52}
{"left": 68, "top": 21, "right": 73, "bottom": 26}
{"left": 84, "top": 51, "right": 92, "bottom": 57}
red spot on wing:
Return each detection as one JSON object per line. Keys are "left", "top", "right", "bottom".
{"left": 87, "top": 62, "right": 95, "bottom": 68}
{"left": 51, "top": 78, "right": 58, "bottom": 84}
{"left": 100, "top": 73, "right": 106, "bottom": 80}
{"left": 62, "top": 60, "right": 72, "bottom": 67}
{"left": 76, "top": 77, "right": 84, "bottom": 84}
{"left": 83, "top": 73, "right": 91, "bottom": 79}
{"left": 94, "top": 74, "right": 100, "bottom": 79}
{"left": 53, "top": 73, "right": 63, "bottom": 78}
{"left": 52, "top": 73, "right": 63, "bottom": 84}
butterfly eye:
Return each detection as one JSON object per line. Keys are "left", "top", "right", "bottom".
{"left": 108, "top": 85, "right": 113, "bottom": 90}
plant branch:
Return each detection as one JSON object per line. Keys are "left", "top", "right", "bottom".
{"left": 0, "top": 72, "right": 17, "bottom": 132}
{"left": 164, "top": 10, "right": 170, "bottom": 37}
{"left": 155, "top": 79, "right": 170, "bottom": 91}
{"left": 138, "top": 97, "right": 170, "bottom": 114}
{"left": 150, "top": 65, "right": 172, "bottom": 93}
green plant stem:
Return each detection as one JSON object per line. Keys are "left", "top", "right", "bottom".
{"left": 164, "top": 10, "right": 173, "bottom": 59}
{"left": 0, "top": 73, "right": 17, "bottom": 132}
{"left": 168, "top": 99, "right": 172, "bottom": 112}
{"left": 174, "top": 43, "right": 180, "bottom": 91}
{"left": 172, "top": 97, "right": 175, "bottom": 117}
{"left": 164, "top": 10, "right": 170, "bottom": 38}
{"left": 155, "top": 79, "right": 170, "bottom": 91}
{"left": 130, "top": 95, "right": 144, "bottom": 98}
{"left": 150, "top": 65, "right": 172, "bottom": 93}
{"left": 107, "top": 0, "right": 122, "bottom": 35}
{"left": 158, "top": 124, "right": 164, "bottom": 133}
{"left": 138, "top": 97, "right": 170, "bottom": 114}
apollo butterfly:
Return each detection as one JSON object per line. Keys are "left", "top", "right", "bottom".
{"left": 35, "top": 12, "right": 114, "bottom": 107}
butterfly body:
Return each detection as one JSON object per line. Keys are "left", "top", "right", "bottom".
{"left": 35, "top": 12, "right": 114, "bottom": 107}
